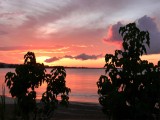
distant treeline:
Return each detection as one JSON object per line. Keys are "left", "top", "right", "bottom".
{"left": 0, "top": 62, "right": 103, "bottom": 69}
{"left": 0, "top": 63, "right": 18, "bottom": 68}
{"left": 0, "top": 62, "right": 61, "bottom": 68}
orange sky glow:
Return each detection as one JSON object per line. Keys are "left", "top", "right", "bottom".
{"left": 0, "top": 0, "right": 160, "bottom": 68}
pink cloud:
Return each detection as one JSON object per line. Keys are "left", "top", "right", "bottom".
{"left": 103, "top": 22, "right": 123, "bottom": 42}
{"left": 103, "top": 15, "right": 160, "bottom": 54}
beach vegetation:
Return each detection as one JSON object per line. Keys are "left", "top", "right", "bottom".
{"left": 97, "top": 23, "right": 160, "bottom": 120}
{"left": 5, "top": 52, "right": 70, "bottom": 120}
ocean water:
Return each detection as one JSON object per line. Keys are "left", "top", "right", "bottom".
{"left": 0, "top": 68, "right": 105, "bottom": 103}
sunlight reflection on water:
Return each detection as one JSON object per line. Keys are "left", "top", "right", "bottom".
{"left": 0, "top": 68, "right": 105, "bottom": 103}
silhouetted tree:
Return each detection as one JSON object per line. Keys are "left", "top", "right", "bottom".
{"left": 97, "top": 23, "right": 160, "bottom": 120}
{"left": 5, "top": 52, "right": 46, "bottom": 119}
{"left": 41, "top": 66, "right": 71, "bottom": 118}
{"left": 5, "top": 52, "right": 71, "bottom": 119}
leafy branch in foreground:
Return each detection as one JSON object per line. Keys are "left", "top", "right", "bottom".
{"left": 41, "top": 66, "right": 71, "bottom": 118}
{"left": 5, "top": 52, "right": 46, "bottom": 119}
{"left": 97, "top": 23, "right": 160, "bottom": 120}
{"left": 5, "top": 52, "right": 71, "bottom": 120}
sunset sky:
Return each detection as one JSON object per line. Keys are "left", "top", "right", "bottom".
{"left": 0, "top": 0, "right": 160, "bottom": 67}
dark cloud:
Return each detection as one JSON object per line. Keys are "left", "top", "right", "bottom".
{"left": 74, "top": 53, "right": 102, "bottom": 60}
{"left": 137, "top": 15, "right": 160, "bottom": 54}
{"left": 64, "top": 55, "right": 74, "bottom": 59}
{"left": 137, "top": 15, "right": 158, "bottom": 32}
{"left": 45, "top": 53, "right": 103, "bottom": 63}
{"left": 45, "top": 57, "right": 60, "bottom": 63}
{"left": 104, "top": 15, "right": 160, "bottom": 54}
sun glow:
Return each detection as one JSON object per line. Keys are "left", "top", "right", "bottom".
{"left": 45, "top": 58, "right": 105, "bottom": 68}
{"left": 36, "top": 56, "right": 51, "bottom": 64}
{"left": 141, "top": 54, "right": 160, "bottom": 65}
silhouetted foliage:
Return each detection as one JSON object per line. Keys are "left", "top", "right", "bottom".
{"left": 97, "top": 23, "right": 160, "bottom": 120}
{"left": 5, "top": 52, "right": 45, "bottom": 119}
{"left": 5, "top": 51, "right": 70, "bottom": 119}
{"left": 41, "top": 66, "right": 71, "bottom": 117}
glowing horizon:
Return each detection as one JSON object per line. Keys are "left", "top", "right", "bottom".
{"left": 0, "top": 0, "right": 160, "bottom": 67}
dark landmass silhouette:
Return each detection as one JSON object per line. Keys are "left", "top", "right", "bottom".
{"left": 0, "top": 62, "right": 18, "bottom": 68}
{"left": 0, "top": 62, "right": 103, "bottom": 69}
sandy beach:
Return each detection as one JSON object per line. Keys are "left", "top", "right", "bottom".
{"left": 3, "top": 97, "right": 106, "bottom": 120}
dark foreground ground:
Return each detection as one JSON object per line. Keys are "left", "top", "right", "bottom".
{"left": 53, "top": 102, "right": 106, "bottom": 120}
{"left": 4, "top": 101, "right": 107, "bottom": 120}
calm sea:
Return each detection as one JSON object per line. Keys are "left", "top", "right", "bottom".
{"left": 0, "top": 68, "right": 105, "bottom": 103}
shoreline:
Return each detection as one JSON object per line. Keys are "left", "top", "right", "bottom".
{"left": 3, "top": 96, "right": 100, "bottom": 105}
{"left": 2, "top": 97, "right": 107, "bottom": 120}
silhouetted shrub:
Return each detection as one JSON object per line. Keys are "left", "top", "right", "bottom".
{"left": 41, "top": 66, "right": 71, "bottom": 118}
{"left": 97, "top": 23, "right": 160, "bottom": 120}
{"left": 5, "top": 52, "right": 70, "bottom": 119}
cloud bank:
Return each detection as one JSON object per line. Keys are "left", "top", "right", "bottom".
{"left": 104, "top": 15, "right": 160, "bottom": 54}
{"left": 1, "top": 0, "right": 159, "bottom": 47}
{"left": 45, "top": 53, "right": 103, "bottom": 63}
